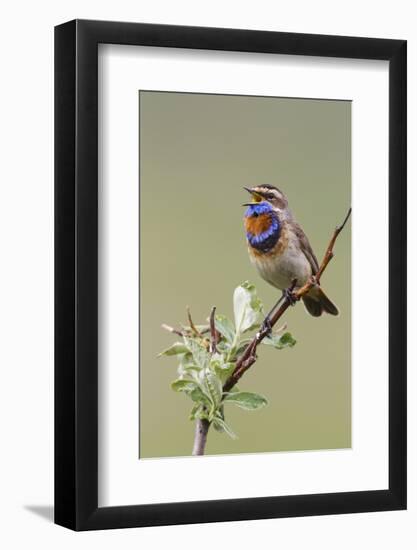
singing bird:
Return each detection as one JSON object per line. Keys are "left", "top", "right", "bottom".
{"left": 243, "top": 185, "right": 338, "bottom": 317}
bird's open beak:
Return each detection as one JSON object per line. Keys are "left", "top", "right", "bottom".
{"left": 242, "top": 187, "right": 264, "bottom": 206}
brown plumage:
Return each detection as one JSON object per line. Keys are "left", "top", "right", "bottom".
{"left": 244, "top": 185, "right": 339, "bottom": 317}
{"left": 292, "top": 222, "right": 338, "bottom": 317}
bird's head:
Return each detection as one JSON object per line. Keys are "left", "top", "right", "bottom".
{"left": 243, "top": 185, "right": 292, "bottom": 224}
{"left": 243, "top": 185, "right": 289, "bottom": 212}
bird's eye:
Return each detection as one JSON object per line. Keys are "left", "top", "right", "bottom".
{"left": 267, "top": 193, "right": 274, "bottom": 200}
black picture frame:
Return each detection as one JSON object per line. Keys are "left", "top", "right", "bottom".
{"left": 55, "top": 19, "right": 407, "bottom": 531}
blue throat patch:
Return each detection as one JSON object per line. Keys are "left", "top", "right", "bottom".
{"left": 244, "top": 202, "right": 272, "bottom": 218}
{"left": 245, "top": 202, "right": 281, "bottom": 252}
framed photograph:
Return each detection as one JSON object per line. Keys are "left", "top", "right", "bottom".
{"left": 55, "top": 19, "right": 406, "bottom": 530}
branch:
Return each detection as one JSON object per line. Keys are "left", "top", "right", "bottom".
{"left": 190, "top": 208, "right": 351, "bottom": 455}
{"left": 187, "top": 306, "right": 202, "bottom": 337}
{"left": 192, "top": 418, "right": 210, "bottom": 456}
{"left": 316, "top": 207, "right": 352, "bottom": 282}
{"left": 192, "top": 307, "right": 218, "bottom": 455}
{"left": 161, "top": 323, "right": 184, "bottom": 337}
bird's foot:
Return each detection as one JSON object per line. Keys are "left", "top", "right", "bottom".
{"left": 283, "top": 288, "right": 297, "bottom": 306}
{"left": 260, "top": 315, "right": 272, "bottom": 336}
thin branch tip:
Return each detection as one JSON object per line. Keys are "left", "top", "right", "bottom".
{"left": 337, "top": 207, "right": 352, "bottom": 232}
{"left": 161, "top": 323, "right": 183, "bottom": 337}
{"left": 187, "top": 306, "right": 202, "bottom": 337}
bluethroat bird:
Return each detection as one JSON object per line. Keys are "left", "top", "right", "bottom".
{"left": 243, "top": 185, "right": 339, "bottom": 317}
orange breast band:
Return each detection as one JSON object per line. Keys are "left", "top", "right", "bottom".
{"left": 244, "top": 213, "right": 272, "bottom": 235}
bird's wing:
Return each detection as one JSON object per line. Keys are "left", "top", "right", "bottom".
{"left": 292, "top": 222, "right": 320, "bottom": 274}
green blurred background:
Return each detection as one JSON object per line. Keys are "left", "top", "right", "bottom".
{"left": 139, "top": 91, "right": 351, "bottom": 458}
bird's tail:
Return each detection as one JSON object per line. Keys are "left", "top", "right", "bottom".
{"left": 302, "top": 286, "right": 339, "bottom": 317}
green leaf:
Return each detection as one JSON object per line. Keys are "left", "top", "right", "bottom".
{"left": 189, "top": 404, "right": 209, "bottom": 421}
{"left": 158, "top": 342, "right": 189, "bottom": 357}
{"left": 189, "top": 403, "right": 199, "bottom": 420}
{"left": 262, "top": 331, "right": 296, "bottom": 349}
{"left": 171, "top": 379, "right": 198, "bottom": 393}
{"left": 213, "top": 420, "right": 224, "bottom": 432}
{"left": 214, "top": 314, "right": 235, "bottom": 343}
{"left": 177, "top": 359, "right": 200, "bottom": 377}
{"left": 212, "top": 359, "right": 235, "bottom": 383}
{"left": 212, "top": 359, "right": 235, "bottom": 372}
{"left": 220, "top": 362, "right": 235, "bottom": 373}
{"left": 210, "top": 353, "right": 233, "bottom": 371}
{"left": 214, "top": 340, "right": 232, "bottom": 358}
{"left": 223, "top": 391, "right": 268, "bottom": 410}
{"left": 184, "top": 337, "right": 210, "bottom": 369}
{"left": 233, "top": 282, "right": 263, "bottom": 336}
{"left": 209, "top": 352, "right": 225, "bottom": 369}
{"left": 212, "top": 416, "right": 238, "bottom": 439}
{"left": 212, "top": 407, "right": 225, "bottom": 432}
{"left": 189, "top": 386, "right": 213, "bottom": 409}
{"left": 206, "top": 371, "right": 223, "bottom": 407}
{"left": 280, "top": 332, "right": 297, "bottom": 347}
